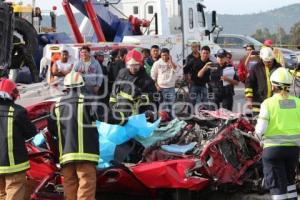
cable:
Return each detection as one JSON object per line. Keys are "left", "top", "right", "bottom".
{"left": 143, "top": 14, "right": 156, "bottom": 34}
{"left": 110, "top": 4, "right": 128, "bottom": 19}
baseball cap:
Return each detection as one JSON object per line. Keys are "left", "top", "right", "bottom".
{"left": 94, "top": 51, "right": 104, "bottom": 56}
{"left": 216, "top": 49, "right": 228, "bottom": 57}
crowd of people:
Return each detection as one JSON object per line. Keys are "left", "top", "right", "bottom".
{"left": 0, "top": 40, "right": 300, "bottom": 200}
{"left": 47, "top": 43, "right": 242, "bottom": 119}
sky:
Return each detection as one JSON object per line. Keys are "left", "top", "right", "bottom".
{"left": 13, "top": 0, "right": 300, "bottom": 15}
{"left": 204, "top": 0, "right": 300, "bottom": 15}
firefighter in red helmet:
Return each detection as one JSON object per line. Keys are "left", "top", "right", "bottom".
{"left": 108, "top": 49, "right": 157, "bottom": 125}
{"left": 0, "top": 79, "right": 36, "bottom": 200}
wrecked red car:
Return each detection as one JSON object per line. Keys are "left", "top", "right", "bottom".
{"left": 25, "top": 101, "right": 264, "bottom": 200}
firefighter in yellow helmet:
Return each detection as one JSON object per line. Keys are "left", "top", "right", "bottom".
{"left": 47, "top": 72, "right": 99, "bottom": 200}
{"left": 255, "top": 67, "right": 300, "bottom": 200}
{"left": 0, "top": 78, "right": 36, "bottom": 200}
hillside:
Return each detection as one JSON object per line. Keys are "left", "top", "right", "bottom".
{"left": 215, "top": 3, "right": 300, "bottom": 34}
{"left": 43, "top": 3, "right": 300, "bottom": 36}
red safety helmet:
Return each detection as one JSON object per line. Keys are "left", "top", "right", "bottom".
{"left": 125, "top": 49, "right": 143, "bottom": 65}
{"left": 0, "top": 78, "right": 19, "bottom": 101}
{"left": 264, "top": 39, "right": 273, "bottom": 47}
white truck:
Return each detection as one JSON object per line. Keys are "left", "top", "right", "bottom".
{"left": 41, "top": 0, "right": 221, "bottom": 73}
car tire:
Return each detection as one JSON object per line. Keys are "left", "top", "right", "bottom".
{"left": 0, "top": 3, "right": 14, "bottom": 72}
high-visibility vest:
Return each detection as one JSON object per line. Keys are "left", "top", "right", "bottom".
{"left": 262, "top": 94, "right": 300, "bottom": 148}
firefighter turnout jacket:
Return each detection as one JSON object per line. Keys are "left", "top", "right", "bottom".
{"left": 47, "top": 92, "right": 99, "bottom": 166}
{"left": 245, "top": 60, "right": 281, "bottom": 112}
{"left": 109, "top": 68, "right": 157, "bottom": 125}
{"left": 0, "top": 99, "right": 37, "bottom": 174}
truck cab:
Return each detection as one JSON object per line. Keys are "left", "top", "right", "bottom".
{"left": 115, "top": 0, "right": 221, "bottom": 65}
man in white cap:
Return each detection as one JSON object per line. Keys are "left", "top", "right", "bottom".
{"left": 245, "top": 47, "right": 281, "bottom": 114}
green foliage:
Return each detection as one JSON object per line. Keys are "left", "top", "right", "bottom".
{"left": 252, "top": 22, "right": 300, "bottom": 49}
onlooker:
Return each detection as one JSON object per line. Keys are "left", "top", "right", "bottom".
{"left": 94, "top": 51, "right": 106, "bottom": 67}
{"left": 51, "top": 50, "right": 73, "bottom": 84}
{"left": 185, "top": 42, "right": 201, "bottom": 70}
{"left": 94, "top": 50, "right": 109, "bottom": 105}
{"left": 226, "top": 51, "right": 233, "bottom": 65}
{"left": 107, "top": 48, "right": 128, "bottom": 84}
{"left": 73, "top": 45, "right": 103, "bottom": 95}
{"left": 263, "top": 39, "right": 285, "bottom": 67}
{"left": 245, "top": 47, "right": 281, "bottom": 114}
{"left": 48, "top": 72, "right": 99, "bottom": 200}
{"left": 151, "top": 48, "right": 181, "bottom": 114}
{"left": 144, "top": 45, "right": 160, "bottom": 75}
{"left": 142, "top": 48, "right": 151, "bottom": 60}
{"left": 184, "top": 46, "right": 211, "bottom": 110}
{"left": 237, "top": 44, "right": 260, "bottom": 83}
{"left": 198, "top": 49, "right": 239, "bottom": 111}
{"left": 0, "top": 79, "right": 36, "bottom": 200}
{"left": 107, "top": 49, "right": 119, "bottom": 94}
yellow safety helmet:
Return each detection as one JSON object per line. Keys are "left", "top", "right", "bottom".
{"left": 270, "top": 67, "right": 293, "bottom": 88}
{"left": 64, "top": 72, "right": 85, "bottom": 89}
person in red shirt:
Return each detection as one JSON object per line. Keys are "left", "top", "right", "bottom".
{"left": 237, "top": 44, "right": 260, "bottom": 83}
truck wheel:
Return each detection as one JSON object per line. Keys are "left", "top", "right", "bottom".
{"left": 11, "top": 44, "right": 39, "bottom": 83}
{"left": 14, "top": 17, "right": 38, "bottom": 54}
{"left": 0, "top": 3, "right": 14, "bottom": 71}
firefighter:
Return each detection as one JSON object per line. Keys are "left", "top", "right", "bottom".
{"left": 47, "top": 72, "right": 99, "bottom": 200}
{"left": 255, "top": 67, "right": 300, "bottom": 200}
{"left": 0, "top": 79, "right": 36, "bottom": 200}
{"left": 245, "top": 47, "right": 281, "bottom": 114}
{"left": 108, "top": 49, "right": 157, "bottom": 125}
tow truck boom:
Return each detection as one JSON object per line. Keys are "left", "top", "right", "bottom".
{"left": 63, "top": 0, "right": 150, "bottom": 42}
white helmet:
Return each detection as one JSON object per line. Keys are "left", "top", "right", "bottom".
{"left": 270, "top": 67, "right": 293, "bottom": 88}
{"left": 64, "top": 71, "right": 85, "bottom": 89}
{"left": 260, "top": 47, "right": 274, "bottom": 62}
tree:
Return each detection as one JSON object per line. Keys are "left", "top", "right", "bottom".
{"left": 252, "top": 28, "right": 275, "bottom": 43}
{"left": 289, "top": 22, "right": 300, "bottom": 48}
{"left": 275, "top": 27, "right": 289, "bottom": 47}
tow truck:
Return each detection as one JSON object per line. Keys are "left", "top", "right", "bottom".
{"left": 40, "top": 0, "right": 222, "bottom": 79}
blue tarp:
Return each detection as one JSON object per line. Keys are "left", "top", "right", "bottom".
{"left": 97, "top": 114, "right": 160, "bottom": 168}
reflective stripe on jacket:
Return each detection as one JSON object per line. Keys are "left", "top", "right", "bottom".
{"left": 48, "top": 93, "right": 99, "bottom": 166}
{"left": 109, "top": 68, "right": 156, "bottom": 125}
{"left": 0, "top": 100, "right": 36, "bottom": 174}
